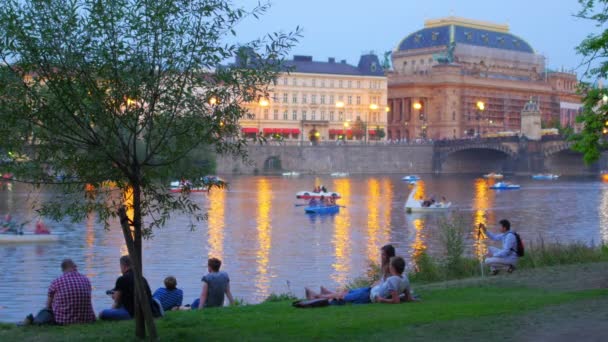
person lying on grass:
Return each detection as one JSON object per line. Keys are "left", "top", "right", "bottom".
{"left": 305, "top": 256, "right": 411, "bottom": 304}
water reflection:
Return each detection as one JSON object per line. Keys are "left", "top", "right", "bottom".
{"left": 331, "top": 178, "right": 351, "bottom": 285}
{"left": 255, "top": 179, "right": 272, "bottom": 296}
{"left": 366, "top": 178, "right": 381, "bottom": 263}
{"left": 600, "top": 185, "right": 608, "bottom": 243}
{"left": 207, "top": 188, "right": 226, "bottom": 259}
{"left": 381, "top": 179, "right": 393, "bottom": 240}
{"left": 410, "top": 218, "right": 427, "bottom": 261}
{"left": 472, "top": 178, "right": 495, "bottom": 259}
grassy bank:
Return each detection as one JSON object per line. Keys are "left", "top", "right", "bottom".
{"left": 2, "top": 262, "right": 607, "bottom": 341}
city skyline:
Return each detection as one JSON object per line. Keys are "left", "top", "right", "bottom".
{"left": 234, "top": 0, "right": 597, "bottom": 76}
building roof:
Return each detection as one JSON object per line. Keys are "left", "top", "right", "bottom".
{"left": 283, "top": 54, "right": 385, "bottom": 77}
{"left": 397, "top": 16, "right": 534, "bottom": 54}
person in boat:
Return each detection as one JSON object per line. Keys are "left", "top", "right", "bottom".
{"left": 439, "top": 196, "right": 448, "bottom": 206}
{"left": 0, "top": 214, "right": 21, "bottom": 234}
{"left": 309, "top": 197, "right": 319, "bottom": 206}
{"left": 321, "top": 185, "right": 327, "bottom": 193}
{"left": 319, "top": 195, "right": 327, "bottom": 206}
{"left": 35, "top": 220, "right": 51, "bottom": 235}
{"left": 305, "top": 255, "right": 412, "bottom": 304}
{"left": 23, "top": 259, "right": 95, "bottom": 325}
{"left": 328, "top": 196, "right": 336, "bottom": 205}
{"left": 479, "top": 220, "right": 518, "bottom": 275}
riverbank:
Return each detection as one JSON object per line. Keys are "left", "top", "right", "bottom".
{"left": 1, "top": 262, "right": 606, "bottom": 341}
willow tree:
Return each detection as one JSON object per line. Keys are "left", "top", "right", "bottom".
{"left": 0, "top": 0, "right": 298, "bottom": 339}
{"left": 573, "top": 0, "right": 608, "bottom": 163}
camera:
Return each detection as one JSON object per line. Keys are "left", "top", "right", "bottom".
{"left": 106, "top": 290, "right": 115, "bottom": 295}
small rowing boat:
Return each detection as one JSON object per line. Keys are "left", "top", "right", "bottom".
{"left": 402, "top": 175, "right": 421, "bottom": 182}
{"left": 489, "top": 182, "right": 520, "bottom": 190}
{"left": 483, "top": 173, "right": 504, "bottom": 179}
{"left": 531, "top": 174, "right": 559, "bottom": 180}
{"left": 296, "top": 191, "right": 341, "bottom": 200}
{"left": 304, "top": 205, "right": 340, "bottom": 214}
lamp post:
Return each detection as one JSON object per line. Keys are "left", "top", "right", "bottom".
{"left": 344, "top": 120, "right": 350, "bottom": 143}
{"left": 368, "top": 103, "right": 379, "bottom": 145}
{"left": 259, "top": 97, "right": 269, "bottom": 136}
{"left": 413, "top": 101, "right": 424, "bottom": 139}
{"left": 476, "top": 101, "right": 485, "bottom": 137}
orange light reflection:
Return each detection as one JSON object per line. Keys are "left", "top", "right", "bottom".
{"left": 366, "top": 178, "right": 381, "bottom": 263}
{"left": 254, "top": 179, "right": 272, "bottom": 295}
{"left": 473, "top": 178, "right": 496, "bottom": 259}
{"left": 331, "top": 178, "right": 351, "bottom": 285}
{"left": 381, "top": 179, "right": 393, "bottom": 241}
{"left": 207, "top": 187, "right": 226, "bottom": 260}
{"left": 411, "top": 218, "right": 427, "bottom": 261}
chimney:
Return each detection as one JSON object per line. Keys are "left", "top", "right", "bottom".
{"left": 340, "top": 59, "right": 347, "bottom": 64}
{"left": 328, "top": 57, "right": 335, "bottom": 63}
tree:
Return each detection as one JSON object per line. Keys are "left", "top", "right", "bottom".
{"left": 375, "top": 126, "right": 386, "bottom": 140}
{"left": 572, "top": 0, "right": 608, "bottom": 163}
{"left": 0, "top": 0, "right": 299, "bottom": 339}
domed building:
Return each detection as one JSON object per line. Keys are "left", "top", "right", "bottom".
{"left": 387, "top": 16, "right": 580, "bottom": 140}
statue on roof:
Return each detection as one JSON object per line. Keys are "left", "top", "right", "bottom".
{"left": 382, "top": 51, "right": 392, "bottom": 71}
{"left": 433, "top": 41, "right": 456, "bottom": 64}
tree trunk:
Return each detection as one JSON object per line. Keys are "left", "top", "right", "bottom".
{"left": 118, "top": 206, "right": 158, "bottom": 340}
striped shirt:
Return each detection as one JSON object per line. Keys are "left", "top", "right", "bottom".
{"left": 152, "top": 287, "right": 183, "bottom": 311}
{"left": 48, "top": 271, "right": 96, "bottom": 325}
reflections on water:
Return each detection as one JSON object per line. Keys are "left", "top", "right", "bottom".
{"left": 0, "top": 174, "right": 606, "bottom": 322}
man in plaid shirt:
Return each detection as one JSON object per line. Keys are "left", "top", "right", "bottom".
{"left": 45, "top": 259, "right": 96, "bottom": 324}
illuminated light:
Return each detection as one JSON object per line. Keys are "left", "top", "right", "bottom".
{"left": 369, "top": 103, "right": 379, "bottom": 110}
{"left": 259, "top": 98, "right": 269, "bottom": 107}
{"left": 255, "top": 178, "right": 272, "bottom": 296}
{"left": 476, "top": 101, "right": 485, "bottom": 111}
{"left": 314, "top": 131, "right": 320, "bottom": 137}
{"left": 604, "top": 120, "right": 608, "bottom": 127}
{"left": 344, "top": 121, "right": 350, "bottom": 128}
{"left": 603, "top": 128, "right": 608, "bottom": 135}
{"left": 412, "top": 102, "right": 422, "bottom": 110}
{"left": 603, "top": 94, "right": 608, "bottom": 104}
{"left": 331, "top": 178, "right": 351, "bottom": 285}
{"left": 335, "top": 101, "right": 345, "bottom": 108}
{"left": 366, "top": 178, "right": 381, "bottom": 262}
{"left": 126, "top": 98, "right": 137, "bottom": 107}
{"left": 385, "top": 106, "right": 390, "bottom": 112}
{"left": 209, "top": 97, "right": 218, "bottom": 105}
{"left": 208, "top": 186, "right": 226, "bottom": 259}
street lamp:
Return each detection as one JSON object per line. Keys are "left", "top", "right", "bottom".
{"left": 368, "top": 103, "right": 379, "bottom": 144}
{"left": 412, "top": 101, "right": 425, "bottom": 139}
{"left": 475, "top": 101, "right": 485, "bottom": 137}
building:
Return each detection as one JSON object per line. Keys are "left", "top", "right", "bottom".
{"left": 387, "top": 16, "right": 580, "bottom": 140}
{"left": 239, "top": 54, "right": 388, "bottom": 143}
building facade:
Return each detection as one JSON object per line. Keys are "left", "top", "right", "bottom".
{"left": 240, "top": 54, "right": 388, "bottom": 143}
{"left": 387, "top": 16, "right": 580, "bottom": 141}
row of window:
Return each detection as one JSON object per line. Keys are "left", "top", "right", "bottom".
{"left": 258, "top": 109, "right": 382, "bottom": 123}
{"left": 278, "top": 77, "right": 384, "bottom": 89}
{"left": 269, "top": 94, "right": 383, "bottom": 105}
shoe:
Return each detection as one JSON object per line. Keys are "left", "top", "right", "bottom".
{"left": 507, "top": 265, "right": 515, "bottom": 273}
{"left": 490, "top": 269, "right": 499, "bottom": 276}
{"left": 20, "top": 314, "right": 34, "bottom": 326}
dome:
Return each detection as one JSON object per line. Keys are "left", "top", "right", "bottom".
{"left": 397, "top": 17, "right": 534, "bottom": 54}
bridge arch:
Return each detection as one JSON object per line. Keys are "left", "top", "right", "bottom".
{"left": 435, "top": 143, "right": 517, "bottom": 174}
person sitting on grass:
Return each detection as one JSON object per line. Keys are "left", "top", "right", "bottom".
{"left": 305, "top": 256, "right": 412, "bottom": 304}
{"left": 479, "top": 219, "right": 518, "bottom": 275}
{"left": 191, "top": 257, "right": 234, "bottom": 309}
{"left": 153, "top": 276, "right": 183, "bottom": 312}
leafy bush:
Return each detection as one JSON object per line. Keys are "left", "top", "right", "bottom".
{"left": 263, "top": 293, "right": 298, "bottom": 303}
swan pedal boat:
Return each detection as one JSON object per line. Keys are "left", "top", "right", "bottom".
{"left": 296, "top": 191, "right": 341, "bottom": 200}
{"left": 531, "top": 174, "right": 559, "bottom": 180}
{"left": 402, "top": 175, "right": 421, "bottom": 182}
{"left": 304, "top": 205, "right": 340, "bottom": 214}
{"left": 489, "top": 182, "right": 520, "bottom": 190}
{"left": 404, "top": 183, "right": 451, "bottom": 213}
{"left": 0, "top": 233, "right": 60, "bottom": 243}
{"left": 483, "top": 173, "right": 504, "bottom": 179}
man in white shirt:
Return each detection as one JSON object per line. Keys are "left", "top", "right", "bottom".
{"left": 479, "top": 219, "right": 518, "bottom": 275}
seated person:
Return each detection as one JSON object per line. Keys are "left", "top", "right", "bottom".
{"left": 319, "top": 196, "right": 326, "bottom": 206}
{"left": 308, "top": 198, "right": 318, "bottom": 206}
{"left": 153, "top": 276, "right": 183, "bottom": 311}
{"left": 99, "top": 255, "right": 154, "bottom": 320}
{"left": 1, "top": 214, "right": 21, "bottom": 234}
{"left": 191, "top": 258, "right": 234, "bottom": 309}
{"left": 321, "top": 185, "right": 327, "bottom": 193}
{"left": 305, "top": 256, "right": 411, "bottom": 304}
{"left": 35, "top": 220, "right": 51, "bottom": 234}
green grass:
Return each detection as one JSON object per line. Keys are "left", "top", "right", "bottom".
{"left": 2, "top": 285, "right": 606, "bottom": 341}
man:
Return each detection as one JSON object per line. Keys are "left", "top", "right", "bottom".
{"left": 25, "top": 259, "right": 96, "bottom": 325}
{"left": 479, "top": 219, "right": 518, "bottom": 275}
{"left": 191, "top": 257, "right": 234, "bottom": 309}
{"left": 99, "top": 255, "right": 154, "bottom": 320}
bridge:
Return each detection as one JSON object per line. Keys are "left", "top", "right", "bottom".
{"left": 216, "top": 136, "right": 602, "bottom": 175}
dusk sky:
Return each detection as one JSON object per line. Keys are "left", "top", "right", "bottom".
{"left": 234, "top": 0, "right": 600, "bottom": 77}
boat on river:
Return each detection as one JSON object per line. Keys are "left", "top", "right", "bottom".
{"left": 402, "top": 175, "right": 421, "bottom": 182}
{"left": 483, "top": 172, "right": 504, "bottom": 179}
{"left": 304, "top": 205, "right": 340, "bottom": 214}
{"left": 296, "top": 191, "right": 341, "bottom": 200}
{"left": 0, "top": 233, "right": 60, "bottom": 243}
{"left": 489, "top": 182, "right": 520, "bottom": 190}
{"left": 532, "top": 174, "right": 559, "bottom": 180}
{"left": 330, "top": 172, "right": 349, "bottom": 177}
{"left": 404, "top": 183, "right": 451, "bottom": 213}
{"left": 282, "top": 171, "right": 300, "bottom": 177}
{"left": 169, "top": 176, "right": 224, "bottom": 193}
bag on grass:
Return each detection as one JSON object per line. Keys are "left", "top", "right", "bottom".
{"left": 292, "top": 298, "right": 329, "bottom": 308}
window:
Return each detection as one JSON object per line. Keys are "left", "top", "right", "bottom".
{"left": 273, "top": 109, "right": 279, "bottom": 120}
{"left": 356, "top": 96, "right": 361, "bottom": 105}
{"left": 372, "top": 113, "right": 377, "bottom": 122}
{"left": 283, "top": 78, "right": 288, "bottom": 85}
{"left": 311, "top": 95, "right": 317, "bottom": 104}
{"left": 452, "top": 111, "right": 456, "bottom": 121}
{"left": 283, "top": 110, "right": 288, "bottom": 120}
{"left": 321, "top": 111, "right": 326, "bottom": 120}
{"left": 339, "top": 80, "right": 343, "bottom": 88}
{"left": 338, "top": 95, "right": 344, "bottom": 102}
{"left": 292, "top": 78, "right": 297, "bottom": 86}
{"left": 263, "top": 109, "right": 269, "bottom": 120}
{"left": 292, "top": 110, "right": 297, "bottom": 120}
{"left": 321, "top": 95, "right": 326, "bottom": 104}
{"left": 292, "top": 94, "right": 298, "bottom": 103}
{"left": 311, "top": 111, "right": 316, "bottom": 120}
{"left": 272, "top": 93, "right": 279, "bottom": 102}
{"left": 329, "top": 111, "right": 335, "bottom": 121}
{"left": 329, "top": 95, "right": 335, "bottom": 104}
{"left": 302, "top": 110, "right": 307, "bottom": 120}
{"left": 283, "top": 93, "right": 288, "bottom": 103}
{"left": 330, "top": 80, "right": 334, "bottom": 88}
{"left": 338, "top": 111, "right": 344, "bottom": 121}
{"left": 357, "top": 80, "right": 361, "bottom": 88}
{"left": 347, "top": 96, "right": 352, "bottom": 105}
{"left": 321, "top": 79, "right": 325, "bottom": 87}
{"left": 348, "top": 80, "right": 352, "bottom": 88}
{"left": 302, "top": 94, "right": 307, "bottom": 104}
{"left": 431, "top": 31, "right": 439, "bottom": 41}
{"left": 312, "top": 79, "right": 316, "bottom": 87}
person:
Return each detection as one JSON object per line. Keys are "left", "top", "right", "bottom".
{"left": 191, "top": 257, "right": 234, "bottom": 309}
{"left": 152, "top": 276, "right": 183, "bottom": 312}
{"left": 321, "top": 185, "right": 327, "bottom": 193}
{"left": 99, "top": 255, "right": 154, "bottom": 320}
{"left": 479, "top": 219, "right": 518, "bottom": 275}
{"left": 308, "top": 197, "right": 318, "bottom": 206}
{"left": 305, "top": 256, "right": 411, "bottom": 304}
{"left": 0, "top": 214, "right": 21, "bottom": 234}
{"left": 319, "top": 195, "right": 326, "bottom": 206}
{"left": 24, "top": 259, "right": 95, "bottom": 325}
{"left": 35, "top": 220, "right": 51, "bottom": 234}
{"left": 377, "top": 244, "right": 396, "bottom": 283}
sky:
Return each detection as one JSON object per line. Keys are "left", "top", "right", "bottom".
{"left": 233, "top": 0, "right": 601, "bottom": 76}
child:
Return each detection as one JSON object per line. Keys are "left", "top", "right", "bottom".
{"left": 192, "top": 258, "right": 234, "bottom": 309}
{"left": 152, "top": 276, "right": 183, "bottom": 311}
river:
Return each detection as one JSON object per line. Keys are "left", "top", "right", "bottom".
{"left": 0, "top": 174, "right": 606, "bottom": 322}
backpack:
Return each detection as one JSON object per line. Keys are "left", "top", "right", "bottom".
{"left": 509, "top": 232, "right": 525, "bottom": 257}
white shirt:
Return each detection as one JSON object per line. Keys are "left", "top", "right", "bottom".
{"left": 370, "top": 275, "right": 410, "bottom": 302}
{"left": 486, "top": 231, "right": 518, "bottom": 258}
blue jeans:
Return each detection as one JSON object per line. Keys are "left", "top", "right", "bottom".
{"left": 343, "top": 287, "right": 371, "bottom": 304}
{"left": 99, "top": 307, "right": 131, "bottom": 320}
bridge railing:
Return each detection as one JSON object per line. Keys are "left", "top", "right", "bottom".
{"left": 433, "top": 136, "right": 520, "bottom": 147}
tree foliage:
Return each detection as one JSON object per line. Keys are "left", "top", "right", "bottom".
{"left": 0, "top": 0, "right": 299, "bottom": 339}
{"left": 572, "top": 0, "right": 608, "bottom": 163}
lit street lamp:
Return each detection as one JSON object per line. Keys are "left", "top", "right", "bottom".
{"left": 476, "top": 101, "right": 485, "bottom": 137}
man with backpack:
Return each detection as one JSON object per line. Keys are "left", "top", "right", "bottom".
{"left": 479, "top": 219, "right": 523, "bottom": 275}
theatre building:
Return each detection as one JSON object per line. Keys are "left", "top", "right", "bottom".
{"left": 239, "top": 54, "right": 387, "bottom": 143}
{"left": 387, "top": 16, "right": 580, "bottom": 140}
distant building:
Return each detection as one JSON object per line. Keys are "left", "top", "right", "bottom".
{"left": 388, "top": 16, "right": 580, "bottom": 140}
{"left": 239, "top": 54, "right": 387, "bottom": 143}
